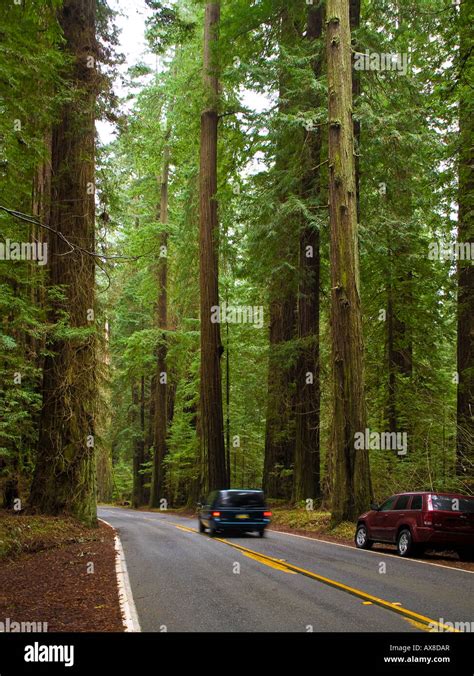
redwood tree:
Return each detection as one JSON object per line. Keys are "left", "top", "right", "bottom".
{"left": 199, "top": 1, "right": 226, "bottom": 493}
{"left": 29, "top": 0, "right": 98, "bottom": 526}
{"left": 326, "top": 0, "right": 371, "bottom": 523}
{"left": 456, "top": 0, "right": 474, "bottom": 482}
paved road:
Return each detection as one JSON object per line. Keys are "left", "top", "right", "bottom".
{"left": 98, "top": 506, "right": 474, "bottom": 633}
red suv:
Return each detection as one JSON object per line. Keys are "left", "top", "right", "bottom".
{"left": 355, "top": 492, "right": 474, "bottom": 560}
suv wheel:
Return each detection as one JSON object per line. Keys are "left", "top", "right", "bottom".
{"left": 397, "top": 528, "right": 415, "bottom": 557}
{"left": 198, "top": 519, "right": 205, "bottom": 533}
{"left": 208, "top": 523, "right": 216, "bottom": 537}
{"left": 355, "top": 524, "right": 373, "bottom": 549}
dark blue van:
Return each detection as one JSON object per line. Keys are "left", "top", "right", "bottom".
{"left": 198, "top": 489, "right": 272, "bottom": 537}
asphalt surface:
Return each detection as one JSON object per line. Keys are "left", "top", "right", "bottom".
{"left": 98, "top": 506, "right": 474, "bottom": 633}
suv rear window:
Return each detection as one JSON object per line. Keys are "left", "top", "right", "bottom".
{"left": 430, "top": 495, "right": 474, "bottom": 513}
{"left": 217, "top": 491, "right": 265, "bottom": 508}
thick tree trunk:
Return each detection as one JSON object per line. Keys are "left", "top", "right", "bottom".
{"left": 29, "top": 0, "right": 98, "bottom": 526}
{"left": 293, "top": 3, "right": 323, "bottom": 504}
{"left": 456, "top": 0, "right": 474, "bottom": 480}
{"left": 150, "top": 146, "right": 170, "bottom": 507}
{"left": 199, "top": 1, "right": 226, "bottom": 494}
{"left": 326, "top": 0, "right": 371, "bottom": 524}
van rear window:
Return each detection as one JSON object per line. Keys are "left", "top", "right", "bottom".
{"left": 218, "top": 491, "right": 265, "bottom": 507}
{"left": 430, "top": 495, "right": 474, "bottom": 513}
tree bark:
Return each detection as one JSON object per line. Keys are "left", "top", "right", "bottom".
{"left": 199, "top": 1, "right": 226, "bottom": 494}
{"left": 456, "top": 0, "right": 474, "bottom": 480}
{"left": 29, "top": 0, "right": 98, "bottom": 526}
{"left": 326, "top": 0, "right": 371, "bottom": 524}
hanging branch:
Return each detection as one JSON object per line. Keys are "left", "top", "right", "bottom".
{"left": 0, "top": 205, "right": 159, "bottom": 262}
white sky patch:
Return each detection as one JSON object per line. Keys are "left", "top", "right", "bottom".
{"left": 97, "top": 0, "right": 155, "bottom": 144}
{"left": 96, "top": 0, "right": 271, "bottom": 175}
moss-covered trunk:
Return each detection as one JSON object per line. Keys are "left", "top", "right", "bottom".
{"left": 326, "top": 0, "right": 371, "bottom": 524}
{"left": 29, "top": 0, "right": 98, "bottom": 527}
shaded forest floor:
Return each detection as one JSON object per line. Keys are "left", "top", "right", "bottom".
{"left": 0, "top": 512, "right": 124, "bottom": 631}
{"left": 130, "top": 503, "right": 474, "bottom": 573}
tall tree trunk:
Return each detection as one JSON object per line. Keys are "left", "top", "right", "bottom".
{"left": 293, "top": 3, "right": 323, "bottom": 504}
{"left": 199, "top": 1, "right": 226, "bottom": 494}
{"left": 29, "top": 0, "right": 98, "bottom": 526}
{"left": 326, "top": 0, "right": 371, "bottom": 524}
{"left": 150, "top": 146, "right": 170, "bottom": 507}
{"left": 456, "top": 0, "right": 474, "bottom": 480}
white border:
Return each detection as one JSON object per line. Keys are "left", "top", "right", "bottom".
{"left": 267, "top": 527, "right": 474, "bottom": 574}
{"left": 98, "top": 518, "right": 142, "bottom": 632}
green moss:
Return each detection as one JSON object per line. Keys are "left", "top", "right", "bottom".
{"left": 269, "top": 506, "right": 356, "bottom": 542}
{"left": 0, "top": 512, "right": 99, "bottom": 560}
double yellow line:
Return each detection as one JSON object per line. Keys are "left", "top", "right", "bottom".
{"left": 173, "top": 522, "right": 458, "bottom": 633}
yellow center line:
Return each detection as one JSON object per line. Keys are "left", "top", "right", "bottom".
{"left": 170, "top": 523, "right": 458, "bottom": 632}
{"left": 242, "top": 551, "right": 297, "bottom": 573}
{"left": 171, "top": 523, "right": 195, "bottom": 532}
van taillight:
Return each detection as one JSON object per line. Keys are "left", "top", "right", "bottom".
{"left": 212, "top": 511, "right": 220, "bottom": 517}
{"left": 264, "top": 511, "right": 272, "bottom": 517}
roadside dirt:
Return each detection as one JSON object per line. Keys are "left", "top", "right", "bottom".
{"left": 0, "top": 513, "right": 124, "bottom": 632}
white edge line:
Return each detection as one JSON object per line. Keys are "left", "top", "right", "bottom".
{"left": 98, "top": 517, "right": 142, "bottom": 632}
{"left": 267, "top": 527, "right": 474, "bottom": 574}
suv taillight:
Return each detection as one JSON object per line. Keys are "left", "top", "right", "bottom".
{"left": 263, "top": 511, "right": 272, "bottom": 517}
{"left": 212, "top": 511, "right": 221, "bottom": 517}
